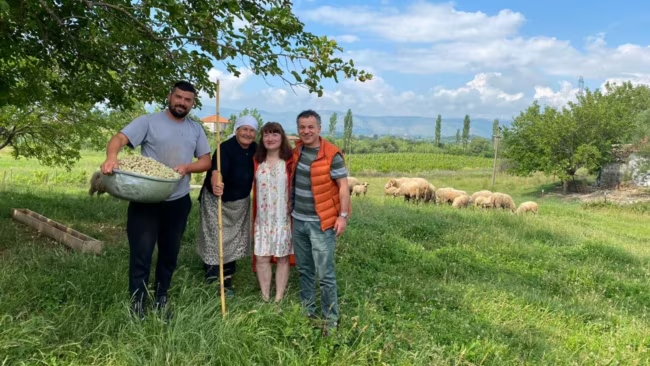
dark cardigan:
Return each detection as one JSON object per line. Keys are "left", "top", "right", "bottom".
{"left": 199, "top": 136, "right": 257, "bottom": 203}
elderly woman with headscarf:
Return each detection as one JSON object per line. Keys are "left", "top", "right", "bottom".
{"left": 197, "top": 115, "right": 258, "bottom": 296}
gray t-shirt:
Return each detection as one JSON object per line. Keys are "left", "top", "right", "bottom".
{"left": 121, "top": 110, "right": 211, "bottom": 201}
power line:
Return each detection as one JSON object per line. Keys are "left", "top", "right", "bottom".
{"left": 578, "top": 76, "right": 585, "bottom": 97}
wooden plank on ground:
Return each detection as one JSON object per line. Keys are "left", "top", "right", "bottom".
{"left": 10, "top": 208, "right": 104, "bottom": 255}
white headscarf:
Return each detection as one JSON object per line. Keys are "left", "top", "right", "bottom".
{"left": 230, "top": 115, "right": 258, "bottom": 138}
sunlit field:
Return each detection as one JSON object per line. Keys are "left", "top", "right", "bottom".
{"left": 1, "top": 149, "right": 649, "bottom": 365}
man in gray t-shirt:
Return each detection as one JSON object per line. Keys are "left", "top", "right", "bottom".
{"left": 119, "top": 109, "right": 211, "bottom": 201}
{"left": 101, "top": 81, "right": 211, "bottom": 320}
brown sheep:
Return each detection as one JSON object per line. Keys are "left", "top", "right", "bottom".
{"left": 88, "top": 171, "right": 107, "bottom": 197}
{"left": 452, "top": 194, "right": 470, "bottom": 208}
{"left": 490, "top": 192, "right": 516, "bottom": 212}
{"left": 352, "top": 182, "right": 369, "bottom": 197}
{"left": 422, "top": 183, "right": 437, "bottom": 204}
{"left": 516, "top": 201, "right": 539, "bottom": 215}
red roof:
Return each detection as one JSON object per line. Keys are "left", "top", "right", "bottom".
{"left": 201, "top": 115, "right": 229, "bottom": 124}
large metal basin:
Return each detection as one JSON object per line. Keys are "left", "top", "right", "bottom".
{"left": 101, "top": 169, "right": 181, "bottom": 203}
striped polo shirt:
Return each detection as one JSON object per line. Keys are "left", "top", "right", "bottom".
{"left": 291, "top": 146, "right": 347, "bottom": 222}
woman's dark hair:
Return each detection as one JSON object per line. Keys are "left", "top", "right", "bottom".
{"left": 254, "top": 122, "right": 293, "bottom": 163}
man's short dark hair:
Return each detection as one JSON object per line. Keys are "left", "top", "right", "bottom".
{"left": 296, "top": 109, "right": 321, "bottom": 127}
{"left": 171, "top": 81, "right": 196, "bottom": 95}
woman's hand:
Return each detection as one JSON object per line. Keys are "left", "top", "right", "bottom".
{"left": 211, "top": 171, "right": 224, "bottom": 196}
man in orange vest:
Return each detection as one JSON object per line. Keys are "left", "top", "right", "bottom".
{"left": 290, "top": 109, "right": 351, "bottom": 336}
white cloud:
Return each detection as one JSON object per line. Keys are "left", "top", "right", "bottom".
{"left": 302, "top": 2, "right": 524, "bottom": 43}
{"left": 301, "top": 3, "right": 650, "bottom": 81}
{"left": 345, "top": 35, "right": 650, "bottom": 80}
{"left": 194, "top": 1, "right": 650, "bottom": 126}
{"left": 434, "top": 73, "right": 524, "bottom": 103}
{"left": 533, "top": 81, "right": 579, "bottom": 108}
{"left": 531, "top": 74, "right": 650, "bottom": 109}
{"left": 198, "top": 68, "right": 535, "bottom": 119}
{"left": 602, "top": 73, "right": 650, "bottom": 88}
{"left": 332, "top": 34, "right": 360, "bottom": 43}
{"left": 197, "top": 67, "right": 254, "bottom": 103}
{"left": 196, "top": 65, "right": 650, "bottom": 123}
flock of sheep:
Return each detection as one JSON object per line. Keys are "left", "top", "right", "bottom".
{"left": 347, "top": 176, "right": 539, "bottom": 215}
{"left": 91, "top": 171, "right": 538, "bottom": 215}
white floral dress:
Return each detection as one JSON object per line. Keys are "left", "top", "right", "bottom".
{"left": 254, "top": 160, "right": 293, "bottom": 257}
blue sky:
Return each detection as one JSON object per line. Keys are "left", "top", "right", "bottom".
{"left": 196, "top": 0, "right": 650, "bottom": 120}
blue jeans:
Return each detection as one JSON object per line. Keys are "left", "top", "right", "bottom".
{"left": 292, "top": 219, "right": 338, "bottom": 327}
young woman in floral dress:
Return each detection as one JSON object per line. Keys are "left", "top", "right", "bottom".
{"left": 252, "top": 122, "right": 296, "bottom": 302}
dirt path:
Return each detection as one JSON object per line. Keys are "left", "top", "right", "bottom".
{"left": 547, "top": 186, "right": 650, "bottom": 205}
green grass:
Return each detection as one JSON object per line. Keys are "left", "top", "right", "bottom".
{"left": 1, "top": 151, "right": 650, "bottom": 365}
{"left": 347, "top": 152, "right": 493, "bottom": 174}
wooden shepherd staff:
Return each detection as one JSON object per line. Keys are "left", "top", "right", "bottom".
{"left": 215, "top": 79, "right": 226, "bottom": 315}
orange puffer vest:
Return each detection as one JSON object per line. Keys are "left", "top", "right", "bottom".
{"left": 292, "top": 136, "right": 350, "bottom": 231}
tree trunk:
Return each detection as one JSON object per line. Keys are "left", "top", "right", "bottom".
{"left": 562, "top": 180, "right": 568, "bottom": 195}
{"left": 571, "top": 175, "right": 578, "bottom": 193}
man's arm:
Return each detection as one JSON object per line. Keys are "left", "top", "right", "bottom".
{"left": 179, "top": 153, "right": 211, "bottom": 174}
{"left": 106, "top": 133, "right": 129, "bottom": 159}
{"left": 102, "top": 115, "right": 148, "bottom": 174}
{"left": 336, "top": 177, "right": 350, "bottom": 215}
{"left": 330, "top": 152, "right": 350, "bottom": 236}
{"left": 101, "top": 132, "right": 130, "bottom": 174}
{"left": 329, "top": 152, "right": 350, "bottom": 215}
{"left": 333, "top": 176, "right": 350, "bottom": 237}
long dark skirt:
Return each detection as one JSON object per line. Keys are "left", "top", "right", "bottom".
{"left": 197, "top": 187, "right": 252, "bottom": 266}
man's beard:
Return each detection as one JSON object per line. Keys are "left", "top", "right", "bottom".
{"left": 168, "top": 103, "right": 189, "bottom": 118}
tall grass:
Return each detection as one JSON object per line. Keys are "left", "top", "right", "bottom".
{"left": 1, "top": 151, "right": 650, "bottom": 364}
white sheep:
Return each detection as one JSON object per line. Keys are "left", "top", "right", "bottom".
{"left": 352, "top": 182, "right": 369, "bottom": 197}
{"left": 470, "top": 190, "right": 492, "bottom": 203}
{"left": 385, "top": 177, "right": 411, "bottom": 189}
{"left": 385, "top": 177, "right": 410, "bottom": 198}
{"left": 489, "top": 192, "right": 516, "bottom": 212}
{"left": 347, "top": 176, "right": 361, "bottom": 194}
{"left": 435, "top": 187, "right": 468, "bottom": 205}
{"left": 384, "top": 186, "right": 399, "bottom": 197}
{"left": 394, "top": 180, "right": 421, "bottom": 203}
{"left": 88, "top": 171, "right": 107, "bottom": 197}
{"left": 473, "top": 195, "right": 493, "bottom": 209}
{"left": 452, "top": 194, "right": 470, "bottom": 208}
{"left": 516, "top": 201, "right": 539, "bottom": 215}
{"left": 387, "top": 177, "right": 432, "bottom": 203}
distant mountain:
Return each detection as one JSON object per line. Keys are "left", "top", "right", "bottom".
{"left": 193, "top": 107, "right": 510, "bottom": 139}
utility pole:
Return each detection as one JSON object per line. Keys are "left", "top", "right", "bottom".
{"left": 491, "top": 129, "right": 501, "bottom": 188}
